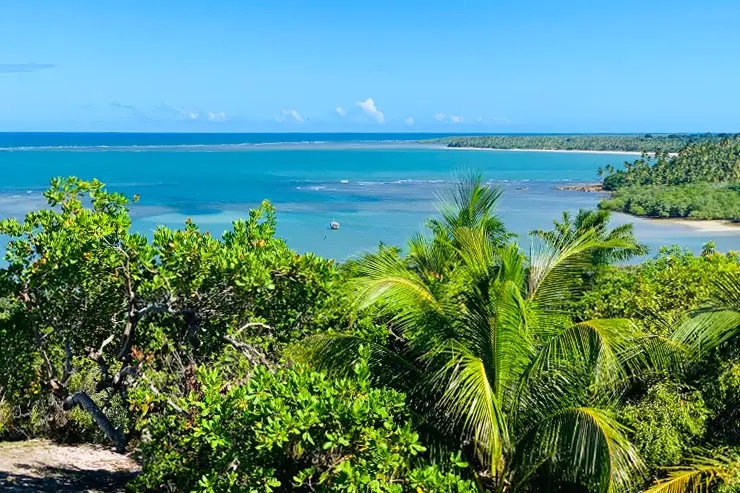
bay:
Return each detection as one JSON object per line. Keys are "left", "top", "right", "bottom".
{"left": 0, "top": 133, "right": 738, "bottom": 260}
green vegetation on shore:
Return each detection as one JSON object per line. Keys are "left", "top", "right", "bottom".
{"left": 600, "top": 183, "right": 740, "bottom": 219}
{"left": 598, "top": 137, "right": 740, "bottom": 220}
{"left": 2, "top": 175, "right": 740, "bottom": 492}
{"left": 430, "top": 133, "right": 738, "bottom": 153}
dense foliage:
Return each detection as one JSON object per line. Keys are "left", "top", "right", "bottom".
{"left": 601, "top": 138, "right": 740, "bottom": 190}
{"left": 577, "top": 247, "right": 740, "bottom": 489}
{"left": 3, "top": 175, "right": 740, "bottom": 493}
{"left": 296, "top": 176, "right": 652, "bottom": 492}
{"left": 0, "top": 177, "right": 343, "bottom": 448}
{"left": 599, "top": 183, "right": 740, "bottom": 220}
{"left": 429, "top": 134, "right": 737, "bottom": 153}
{"left": 577, "top": 246, "right": 740, "bottom": 324}
{"left": 598, "top": 137, "right": 740, "bottom": 220}
{"left": 131, "top": 350, "right": 475, "bottom": 492}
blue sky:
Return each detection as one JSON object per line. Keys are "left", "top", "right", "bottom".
{"left": 1, "top": 0, "right": 739, "bottom": 132}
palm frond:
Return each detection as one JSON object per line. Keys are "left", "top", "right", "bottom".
{"left": 671, "top": 310, "right": 740, "bottom": 358}
{"left": 407, "top": 232, "right": 454, "bottom": 278}
{"left": 643, "top": 452, "right": 739, "bottom": 493}
{"left": 429, "top": 342, "right": 509, "bottom": 470}
{"left": 619, "top": 333, "right": 688, "bottom": 378}
{"left": 430, "top": 171, "right": 509, "bottom": 247}
{"left": 347, "top": 247, "right": 444, "bottom": 332}
{"left": 530, "top": 209, "right": 647, "bottom": 266}
{"left": 451, "top": 225, "right": 496, "bottom": 280}
{"left": 528, "top": 229, "right": 636, "bottom": 310}
{"left": 288, "top": 333, "right": 420, "bottom": 391}
{"left": 526, "top": 319, "right": 637, "bottom": 394}
{"left": 521, "top": 407, "right": 642, "bottom": 493}
{"left": 710, "top": 271, "right": 740, "bottom": 311}
{"left": 670, "top": 272, "right": 740, "bottom": 357}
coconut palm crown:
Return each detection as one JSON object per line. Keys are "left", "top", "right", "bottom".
{"left": 294, "top": 173, "right": 654, "bottom": 492}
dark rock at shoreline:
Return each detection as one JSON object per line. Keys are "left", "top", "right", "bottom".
{"left": 553, "top": 183, "right": 604, "bottom": 192}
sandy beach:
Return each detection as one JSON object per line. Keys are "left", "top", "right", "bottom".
{"left": 650, "top": 218, "right": 740, "bottom": 233}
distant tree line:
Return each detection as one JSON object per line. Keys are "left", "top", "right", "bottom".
{"left": 429, "top": 133, "right": 739, "bottom": 153}
{"left": 598, "top": 137, "right": 740, "bottom": 220}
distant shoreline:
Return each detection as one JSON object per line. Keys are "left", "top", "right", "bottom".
{"left": 438, "top": 146, "right": 643, "bottom": 156}
{"left": 550, "top": 184, "right": 740, "bottom": 232}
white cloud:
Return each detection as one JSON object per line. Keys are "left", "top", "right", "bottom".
{"left": 207, "top": 111, "right": 227, "bottom": 121}
{"left": 450, "top": 114, "right": 464, "bottom": 124}
{"left": 336, "top": 106, "right": 347, "bottom": 117}
{"left": 434, "top": 112, "right": 445, "bottom": 122}
{"left": 276, "top": 109, "right": 304, "bottom": 122}
{"left": 187, "top": 112, "right": 200, "bottom": 120}
{"left": 356, "top": 98, "right": 384, "bottom": 123}
{"left": 404, "top": 116, "right": 415, "bottom": 127}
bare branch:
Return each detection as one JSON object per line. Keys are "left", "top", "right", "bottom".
{"left": 116, "top": 256, "right": 137, "bottom": 361}
{"left": 86, "top": 334, "right": 116, "bottom": 387}
{"left": 233, "top": 321, "right": 274, "bottom": 336}
{"left": 147, "top": 381, "right": 188, "bottom": 418}
{"left": 222, "top": 334, "right": 272, "bottom": 369}
{"left": 61, "top": 340, "right": 74, "bottom": 384}
{"left": 64, "top": 391, "right": 126, "bottom": 452}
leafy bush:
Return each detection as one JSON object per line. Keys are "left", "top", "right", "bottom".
{"left": 577, "top": 247, "right": 740, "bottom": 327}
{"left": 130, "top": 350, "right": 476, "bottom": 492}
{"left": 622, "top": 382, "right": 709, "bottom": 477}
{"left": 0, "top": 177, "right": 344, "bottom": 446}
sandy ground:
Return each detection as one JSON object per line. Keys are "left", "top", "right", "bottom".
{"left": 651, "top": 218, "right": 740, "bottom": 233}
{"left": 0, "top": 440, "right": 139, "bottom": 492}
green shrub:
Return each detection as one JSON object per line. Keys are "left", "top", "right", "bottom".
{"left": 0, "top": 177, "right": 345, "bottom": 445}
{"left": 577, "top": 247, "right": 740, "bottom": 327}
{"left": 622, "top": 382, "right": 709, "bottom": 477}
{"left": 130, "top": 351, "right": 475, "bottom": 492}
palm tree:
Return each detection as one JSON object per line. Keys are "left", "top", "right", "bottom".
{"left": 295, "top": 175, "right": 651, "bottom": 492}
{"left": 425, "top": 173, "right": 511, "bottom": 249}
{"left": 532, "top": 209, "right": 648, "bottom": 267}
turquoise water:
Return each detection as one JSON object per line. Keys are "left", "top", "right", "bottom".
{"left": 0, "top": 134, "right": 738, "bottom": 260}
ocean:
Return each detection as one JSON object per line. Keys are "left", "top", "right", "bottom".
{"left": 0, "top": 132, "right": 738, "bottom": 261}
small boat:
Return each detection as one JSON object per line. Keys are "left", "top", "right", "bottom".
{"left": 340, "top": 179, "right": 349, "bottom": 184}
{"left": 516, "top": 186, "right": 529, "bottom": 191}
{"left": 330, "top": 220, "right": 340, "bottom": 230}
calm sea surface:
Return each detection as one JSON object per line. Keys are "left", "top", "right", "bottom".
{"left": 0, "top": 133, "right": 738, "bottom": 260}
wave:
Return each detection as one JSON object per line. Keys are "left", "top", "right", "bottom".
{"left": 0, "top": 139, "right": 422, "bottom": 152}
{"left": 355, "top": 179, "right": 447, "bottom": 186}
{"left": 295, "top": 185, "right": 328, "bottom": 191}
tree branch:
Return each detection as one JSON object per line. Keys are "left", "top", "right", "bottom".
{"left": 222, "top": 334, "right": 272, "bottom": 369}
{"left": 64, "top": 391, "right": 126, "bottom": 452}
{"left": 86, "top": 334, "right": 115, "bottom": 389}
{"left": 61, "top": 340, "right": 74, "bottom": 384}
{"left": 116, "top": 257, "right": 137, "bottom": 361}
{"left": 146, "top": 381, "right": 188, "bottom": 418}
{"left": 233, "top": 321, "right": 274, "bottom": 336}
